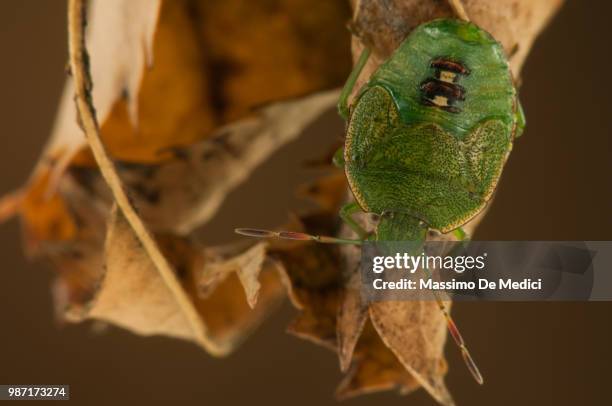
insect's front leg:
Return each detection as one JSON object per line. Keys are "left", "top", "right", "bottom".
{"left": 337, "top": 47, "right": 371, "bottom": 120}
{"left": 332, "top": 147, "right": 344, "bottom": 168}
{"left": 339, "top": 202, "right": 369, "bottom": 239}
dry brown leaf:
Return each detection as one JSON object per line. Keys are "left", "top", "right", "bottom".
{"left": 19, "top": 88, "right": 340, "bottom": 346}
{"left": 73, "top": 207, "right": 287, "bottom": 354}
{"left": 66, "top": 0, "right": 221, "bottom": 357}
{"left": 189, "top": 0, "right": 351, "bottom": 124}
{"left": 162, "top": 233, "right": 288, "bottom": 349}
{"left": 48, "top": 0, "right": 162, "bottom": 169}
{"left": 269, "top": 211, "right": 345, "bottom": 350}
{"left": 119, "top": 89, "right": 341, "bottom": 234}
{"left": 72, "top": 0, "right": 351, "bottom": 165}
{"left": 188, "top": 267, "right": 287, "bottom": 349}
{"left": 337, "top": 270, "right": 368, "bottom": 372}
{"left": 49, "top": 175, "right": 108, "bottom": 316}
{"left": 336, "top": 321, "right": 420, "bottom": 399}
{"left": 2, "top": 0, "right": 350, "bottom": 348}
{"left": 0, "top": 0, "right": 161, "bottom": 241}
{"left": 198, "top": 242, "right": 268, "bottom": 309}
{"left": 369, "top": 302, "right": 454, "bottom": 405}
{"left": 280, "top": 254, "right": 341, "bottom": 349}
{"left": 36, "top": 0, "right": 341, "bottom": 357}
{"left": 16, "top": 171, "right": 77, "bottom": 250}
{"left": 66, "top": 89, "right": 341, "bottom": 234}
{"left": 80, "top": 207, "right": 197, "bottom": 342}
{"left": 3, "top": 0, "right": 352, "bottom": 245}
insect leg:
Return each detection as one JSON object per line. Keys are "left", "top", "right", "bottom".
{"left": 513, "top": 99, "right": 526, "bottom": 138}
{"left": 422, "top": 265, "right": 484, "bottom": 385}
{"left": 452, "top": 227, "right": 468, "bottom": 241}
{"left": 235, "top": 228, "right": 362, "bottom": 245}
{"left": 337, "top": 47, "right": 372, "bottom": 120}
{"left": 417, "top": 227, "right": 483, "bottom": 383}
{"left": 340, "top": 202, "right": 369, "bottom": 239}
{"left": 332, "top": 147, "right": 344, "bottom": 168}
{"left": 423, "top": 226, "right": 483, "bottom": 382}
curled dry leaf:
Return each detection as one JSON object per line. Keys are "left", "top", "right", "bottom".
{"left": 120, "top": 89, "right": 342, "bottom": 234}
{"left": 2, "top": 0, "right": 351, "bottom": 239}
{"left": 336, "top": 321, "right": 420, "bottom": 399}
{"left": 1, "top": 0, "right": 353, "bottom": 360}
{"left": 69, "top": 89, "right": 341, "bottom": 234}
{"left": 86, "top": 0, "right": 351, "bottom": 164}
{"left": 65, "top": 0, "right": 348, "bottom": 358}
{"left": 83, "top": 207, "right": 197, "bottom": 342}
{"left": 368, "top": 301, "right": 453, "bottom": 405}
{"left": 198, "top": 241, "right": 268, "bottom": 309}
{"left": 270, "top": 211, "right": 345, "bottom": 350}
{"left": 267, "top": 171, "right": 349, "bottom": 350}
{"left": 37, "top": 87, "right": 342, "bottom": 352}
{"left": 48, "top": 0, "right": 162, "bottom": 173}
{"left": 75, "top": 206, "right": 287, "bottom": 354}
{"left": 337, "top": 269, "right": 368, "bottom": 372}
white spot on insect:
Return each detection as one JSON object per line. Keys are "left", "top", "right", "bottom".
{"left": 432, "top": 95, "right": 449, "bottom": 107}
{"left": 439, "top": 71, "right": 456, "bottom": 83}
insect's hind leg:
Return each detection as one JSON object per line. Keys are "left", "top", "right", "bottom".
{"left": 337, "top": 47, "right": 372, "bottom": 120}
{"left": 340, "top": 202, "right": 369, "bottom": 239}
{"left": 332, "top": 147, "right": 344, "bottom": 168}
{"left": 513, "top": 99, "right": 526, "bottom": 138}
{"left": 452, "top": 227, "right": 469, "bottom": 241}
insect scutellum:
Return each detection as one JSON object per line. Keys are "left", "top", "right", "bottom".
{"left": 236, "top": 18, "right": 524, "bottom": 386}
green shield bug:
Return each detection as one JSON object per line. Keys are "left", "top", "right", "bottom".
{"left": 237, "top": 19, "right": 525, "bottom": 385}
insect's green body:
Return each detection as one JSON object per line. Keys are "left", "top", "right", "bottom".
{"left": 343, "top": 19, "right": 523, "bottom": 240}
{"left": 334, "top": 21, "right": 523, "bottom": 383}
{"left": 237, "top": 18, "right": 524, "bottom": 385}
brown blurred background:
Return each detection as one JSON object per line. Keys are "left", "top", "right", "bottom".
{"left": 1, "top": 1, "right": 611, "bottom": 405}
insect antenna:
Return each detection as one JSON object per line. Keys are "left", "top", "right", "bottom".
{"left": 422, "top": 267, "right": 484, "bottom": 385}
{"left": 235, "top": 228, "right": 363, "bottom": 245}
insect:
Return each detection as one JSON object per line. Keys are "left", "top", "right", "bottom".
{"left": 236, "top": 19, "right": 525, "bottom": 384}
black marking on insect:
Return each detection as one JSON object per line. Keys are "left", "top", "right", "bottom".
{"left": 420, "top": 57, "right": 470, "bottom": 113}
